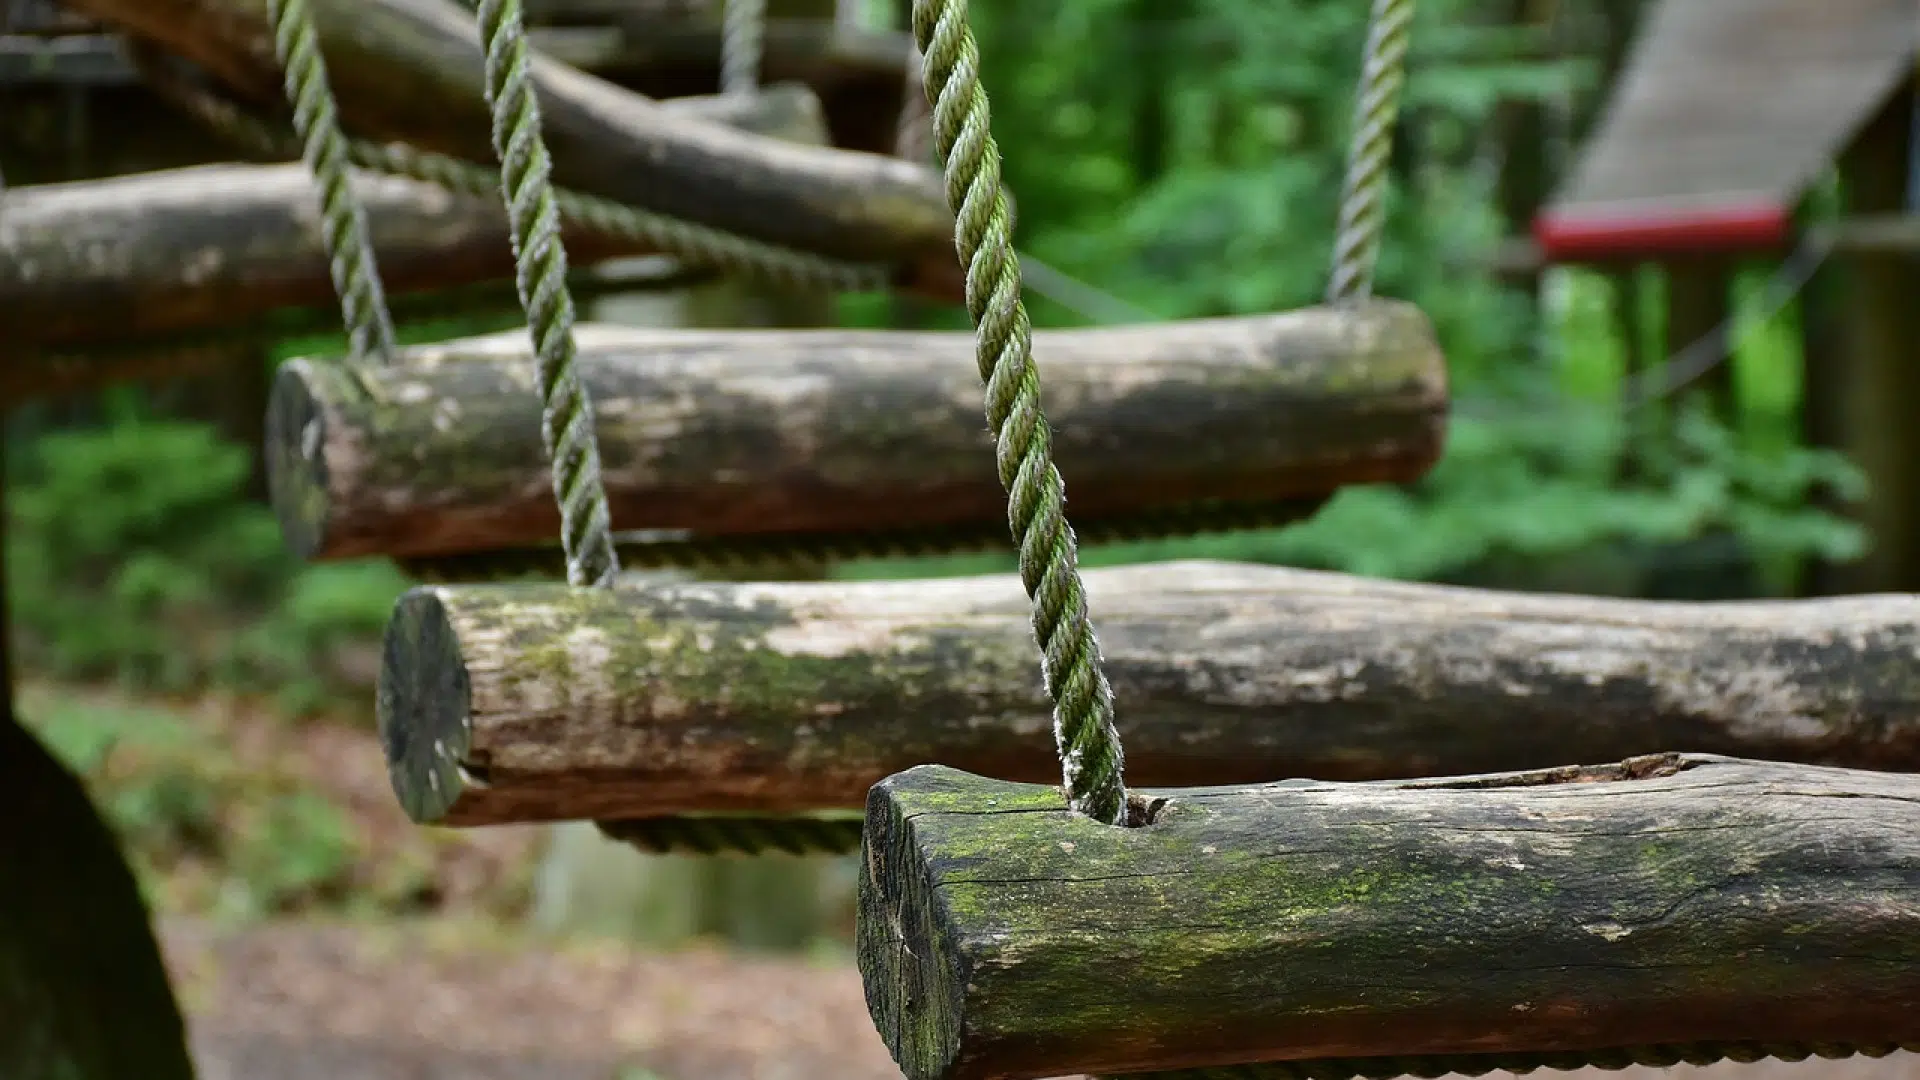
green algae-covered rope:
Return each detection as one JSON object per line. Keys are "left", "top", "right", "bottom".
{"left": 264, "top": 0, "right": 401, "bottom": 371}
{"left": 1326, "top": 0, "right": 1413, "bottom": 304}
{"left": 721, "top": 0, "right": 766, "bottom": 95}
{"left": 913, "top": 0, "right": 1127, "bottom": 825}
{"left": 1103, "top": 1040, "right": 1920, "bottom": 1080}
{"left": 472, "top": 0, "right": 621, "bottom": 589}
{"left": 598, "top": 812, "right": 865, "bottom": 857}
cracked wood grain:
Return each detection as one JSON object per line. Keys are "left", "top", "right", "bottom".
{"left": 375, "top": 559, "right": 1920, "bottom": 826}
{"left": 856, "top": 754, "right": 1920, "bottom": 1080}
{"left": 275, "top": 300, "right": 1447, "bottom": 562}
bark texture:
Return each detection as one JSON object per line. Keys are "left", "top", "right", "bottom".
{"left": 273, "top": 300, "right": 1447, "bottom": 562}
{"left": 375, "top": 559, "right": 1920, "bottom": 825}
{"left": 0, "top": 85, "right": 825, "bottom": 364}
{"left": 858, "top": 755, "right": 1920, "bottom": 1080}
{"left": 61, "top": 0, "right": 961, "bottom": 295}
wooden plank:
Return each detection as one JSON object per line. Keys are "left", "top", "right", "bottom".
{"left": 270, "top": 301, "right": 1447, "bottom": 563}
{"left": 1539, "top": 0, "right": 1915, "bottom": 259}
{"left": 857, "top": 755, "right": 1920, "bottom": 1080}
{"left": 373, "top": 560, "right": 1920, "bottom": 826}
{"left": 60, "top": 0, "right": 963, "bottom": 298}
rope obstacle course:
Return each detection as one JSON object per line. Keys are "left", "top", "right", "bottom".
{"left": 211, "top": 0, "right": 1920, "bottom": 1074}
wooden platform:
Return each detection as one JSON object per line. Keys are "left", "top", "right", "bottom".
{"left": 1537, "top": 0, "right": 1916, "bottom": 260}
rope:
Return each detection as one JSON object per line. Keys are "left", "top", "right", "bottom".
{"left": 127, "top": 45, "right": 891, "bottom": 295}
{"left": 914, "top": 0, "right": 1127, "bottom": 825}
{"left": 1103, "top": 1040, "right": 1920, "bottom": 1080}
{"left": 721, "top": 0, "right": 766, "bottom": 95}
{"left": 264, "top": 0, "right": 401, "bottom": 371}
{"left": 1326, "top": 0, "right": 1413, "bottom": 305}
{"left": 597, "top": 812, "right": 865, "bottom": 856}
{"left": 472, "top": 0, "right": 621, "bottom": 589}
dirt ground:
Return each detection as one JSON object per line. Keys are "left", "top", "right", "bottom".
{"left": 161, "top": 917, "right": 1920, "bottom": 1080}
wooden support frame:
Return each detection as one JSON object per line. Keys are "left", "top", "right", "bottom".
{"left": 60, "top": 0, "right": 964, "bottom": 298}
{"left": 375, "top": 560, "right": 1920, "bottom": 826}
{"left": 272, "top": 301, "right": 1448, "bottom": 563}
{"left": 857, "top": 755, "right": 1920, "bottom": 1080}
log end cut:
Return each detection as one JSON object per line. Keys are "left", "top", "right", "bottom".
{"left": 376, "top": 586, "right": 475, "bottom": 825}
{"left": 856, "top": 768, "right": 975, "bottom": 1080}
{"left": 265, "top": 358, "right": 338, "bottom": 561}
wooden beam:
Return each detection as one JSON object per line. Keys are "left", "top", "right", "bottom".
{"left": 374, "top": 559, "right": 1920, "bottom": 826}
{"left": 857, "top": 755, "right": 1920, "bottom": 1080}
{"left": 271, "top": 300, "right": 1447, "bottom": 563}
{"left": 59, "top": 0, "right": 963, "bottom": 299}
{"left": 0, "top": 86, "right": 821, "bottom": 368}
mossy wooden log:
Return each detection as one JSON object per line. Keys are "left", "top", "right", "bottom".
{"left": 0, "top": 85, "right": 824, "bottom": 363}
{"left": 62, "top": 0, "right": 962, "bottom": 297}
{"left": 529, "top": 16, "right": 917, "bottom": 153}
{"left": 273, "top": 299, "right": 1447, "bottom": 562}
{"left": 375, "top": 559, "right": 1920, "bottom": 826}
{"left": 857, "top": 754, "right": 1920, "bottom": 1080}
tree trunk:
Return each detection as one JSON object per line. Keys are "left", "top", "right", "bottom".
{"left": 374, "top": 560, "right": 1920, "bottom": 827}
{"left": 1831, "top": 80, "right": 1920, "bottom": 593}
{"left": 859, "top": 754, "right": 1920, "bottom": 1080}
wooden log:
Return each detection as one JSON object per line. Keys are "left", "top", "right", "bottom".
{"left": 0, "top": 84, "right": 827, "bottom": 361}
{"left": 857, "top": 755, "right": 1920, "bottom": 1080}
{"left": 529, "top": 17, "right": 918, "bottom": 153}
{"left": 273, "top": 299, "right": 1447, "bottom": 562}
{"left": 61, "top": 0, "right": 963, "bottom": 298}
{"left": 374, "top": 559, "right": 1920, "bottom": 826}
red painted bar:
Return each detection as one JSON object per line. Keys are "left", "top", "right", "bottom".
{"left": 1534, "top": 198, "right": 1792, "bottom": 262}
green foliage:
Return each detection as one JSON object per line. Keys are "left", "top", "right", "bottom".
{"left": 836, "top": 0, "right": 1863, "bottom": 592}
{"left": 8, "top": 419, "right": 410, "bottom": 710}
{"left": 21, "top": 694, "right": 358, "bottom": 918}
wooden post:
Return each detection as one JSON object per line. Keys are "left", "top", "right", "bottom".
{"left": 858, "top": 755, "right": 1920, "bottom": 1080}
{"left": 1831, "top": 78, "right": 1920, "bottom": 593}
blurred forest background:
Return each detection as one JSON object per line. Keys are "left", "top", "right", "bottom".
{"left": 0, "top": 0, "right": 1894, "bottom": 1037}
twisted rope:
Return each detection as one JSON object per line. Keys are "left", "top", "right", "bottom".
{"left": 1104, "top": 1040, "right": 1920, "bottom": 1080}
{"left": 396, "top": 494, "right": 1329, "bottom": 582}
{"left": 472, "top": 0, "right": 621, "bottom": 589}
{"left": 1326, "top": 0, "right": 1413, "bottom": 305}
{"left": 264, "top": 0, "right": 401, "bottom": 371}
{"left": 597, "top": 812, "right": 865, "bottom": 856}
{"left": 128, "top": 47, "right": 890, "bottom": 296}
{"left": 721, "top": 0, "right": 766, "bottom": 95}
{"left": 914, "top": 0, "right": 1127, "bottom": 825}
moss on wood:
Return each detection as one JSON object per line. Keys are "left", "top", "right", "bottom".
{"left": 858, "top": 756, "right": 1920, "bottom": 1080}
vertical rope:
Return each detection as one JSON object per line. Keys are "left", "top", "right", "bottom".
{"left": 914, "top": 0, "right": 1128, "bottom": 825}
{"left": 721, "top": 0, "right": 766, "bottom": 95}
{"left": 473, "top": 0, "right": 621, "bottom": 588}
{"left": 264, "top": 0, "right": 401, "bottom": 369}
{"left": 1326, "top": 0, "right": 1414, "bottom": 305}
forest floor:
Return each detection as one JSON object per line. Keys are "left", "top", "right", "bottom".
{"left": 161, "top": 913, "right": 1920, "bottom": 1080}
{"left": 24, "top": 682, "right": 1920, "bottom": 1080}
